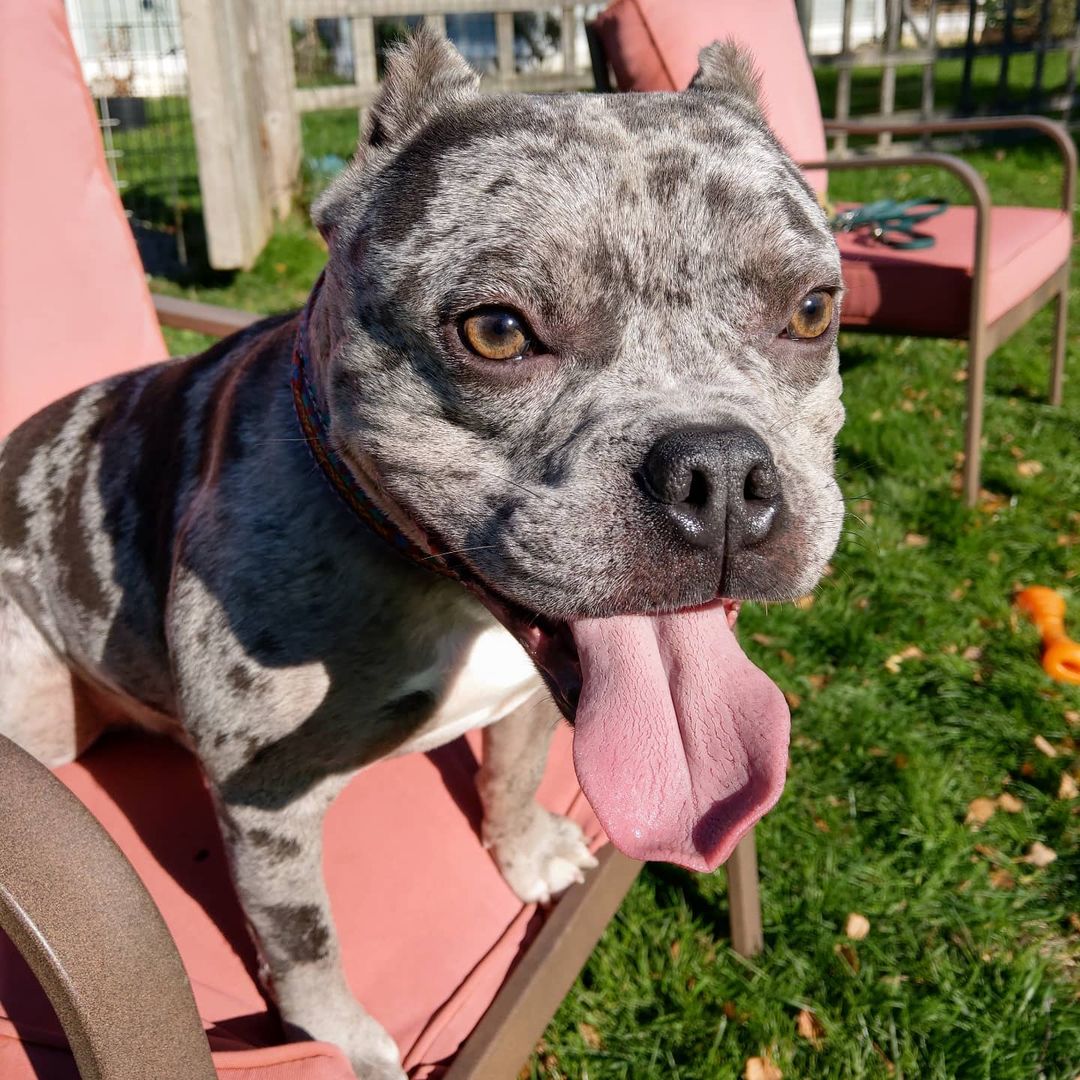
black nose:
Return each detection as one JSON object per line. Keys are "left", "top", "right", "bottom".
{"left": 639, "top": 425, "right": 782, "bottom": 551}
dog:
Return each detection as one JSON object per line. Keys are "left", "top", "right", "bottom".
{"left": 0, "top": 31, "right": 844, "bottom": 1079}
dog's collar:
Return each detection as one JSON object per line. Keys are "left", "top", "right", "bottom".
{"left": 290, "top": 274, "right": 457, "bottom": 581}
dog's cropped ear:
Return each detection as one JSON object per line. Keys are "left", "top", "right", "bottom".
{"left": 313, "top": 28, "right": 479, "bottom": 245}
{"left": 689, "top": 40, "right": 766, "bottom": 119}
{"left": 364, "top": 27, "right": 480, "bottom": 151}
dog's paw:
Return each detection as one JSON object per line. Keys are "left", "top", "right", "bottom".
{"left": 486, "top": 806, "right": 599, "bottom": 904}
{"left": 281, "top": 991, "right": 405, "bottom": 1080}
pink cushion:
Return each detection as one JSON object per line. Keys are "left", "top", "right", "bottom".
{"left": 837, "top": 204, "right": 1072, "bottom": 336}
{"left": 0, "top": 0, "right": 166, "bottom": 440}
{"left": 592, "top": 0, "right": 828, "bottom": 194}
{"left": 0, "top": 728, "right": 605, "bottom": 1078}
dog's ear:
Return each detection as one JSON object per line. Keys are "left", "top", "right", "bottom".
{"left": 689, "top": 40, "right": 766, "bottom": 119}
{"left": 364, "top": 27, "right": 480, "bottom": 151}
{"left": 313, "top": 28, "right": 479, "bottom": 244}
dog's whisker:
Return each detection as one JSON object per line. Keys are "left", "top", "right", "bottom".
{"left": 420, "top": 545, "right": 499, "bottom": 563}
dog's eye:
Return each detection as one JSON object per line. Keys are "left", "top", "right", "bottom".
{"left": 785, "top": 291, "right": 834, "bottom": 340}
{"left": 460, "top": 307, "right": 532, "bottom": 361}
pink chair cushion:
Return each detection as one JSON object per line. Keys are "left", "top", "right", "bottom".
{"left": 0, "top": 0, "right": 166, "bottom": 440}
{"left": 837, "top": 204, "right": 1072, "bottom": 336}
{"left": 0, "top": 727, "right": 605, "bottom": 1078}
{"left": 592, "top": 0, "right": 828, "bottom": 194}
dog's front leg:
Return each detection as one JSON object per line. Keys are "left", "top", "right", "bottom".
{"left": 479, "top": 694, "right": 598, "bottom": 903}
{"left": 214, "top": 784, "right": 406, "bottom": 1080}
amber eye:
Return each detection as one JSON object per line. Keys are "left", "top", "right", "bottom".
{"left": 786, "top": 291, "right": 834, "bottom": 340}
{"left": 460, "top": 307, "right": 532, "bottom": 360}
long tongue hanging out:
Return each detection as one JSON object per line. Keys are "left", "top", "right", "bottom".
{"left": 569, "top": 602, "right": 790, "bottom": 871}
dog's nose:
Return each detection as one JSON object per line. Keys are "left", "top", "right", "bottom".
{"left": 639, "top": 425, "right": 782, "bottom": 550}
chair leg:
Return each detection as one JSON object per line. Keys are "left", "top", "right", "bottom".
{"left": 962, "top": 333, "right": 988, "bottom": 508}
{"left": 726, "top": 828, "right": 764, "bottom": 957}
{"left": 1050, "top": 281, "right": 1068, "bottom": 407}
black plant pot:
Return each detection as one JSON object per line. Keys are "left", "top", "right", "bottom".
{"left": 102, "top": 96, "right": 147, "bottom": 130}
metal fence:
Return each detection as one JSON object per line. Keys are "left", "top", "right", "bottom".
{"left": 799, "top": 0, "right": 1080, "bottom": 152}
{"left": 66, "top": 0, "right": 199, "bottom": 273}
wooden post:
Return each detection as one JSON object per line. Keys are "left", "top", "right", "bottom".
{"left": 726, "top": 829, "right": 764, "bottom": 957}
{"left": 351, "top": 15, "right": 377, "bottom": 137}
{"left": 179, "top": 0, "right": 274, "bottom": 269}
{"left": 834, "top": 0, "right": 855, "bottom": 158}
{"left": 253, "top": 0, "right": 301, "bottom": 220}
{"left": 878, "top": 0, "right": 902, "bottom": 151}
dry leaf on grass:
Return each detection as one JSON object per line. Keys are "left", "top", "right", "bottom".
{"left": 795, "top": 595, "right": 815, "bottom": 610}
{"left": 953, "top": 368, "right": 968, "bottom": 382}
{"left": 1065, "top": 709, "right": 1080, "bottom": 727}
{"left": 751, "top": 633, "right": 775, "bottom": 647}
{"left": 1017, "top": 460, "right": 1044, "bottom": 478}
{"left": 884, "top": 645, "right": 924, "bottom": 674}
{"left": 845, "top": 913, "right": 871, "bottom": 940}
{"left": 784, "top": 690, "right": 802, "bottom": 711}
{"left": 807, "top": 673, "right": 829, "bottom": 691}
{"left": 796, "top": 1009, "right": 825, "bottom": 1048}
{"left": 904, "top": 532, "right": 930, "bottom": 547}
{"left": 1021, "top": 842, "right": 1057, "bottom": 868}
{"left": 962, "top": 646, "right": 983, "bottom": 661}
{"left": 744, "top": 1056, "right": 783, "bottom": 1080}
{"left": 814, "top": 817, "right": 831, "bottom": 833}
{"left": 989, "top": 868, "right": 1016, "bottom": 890}
{"left": 577, "top": 1023, "right": 602, "bottom": 1049}
{"left": 834, "top": 942, "right": 860, "bottom": 973}
{"left": 1059, "top": 773, "right": 1079, "bottom": 800}
{"left": 997, "top": 792, "right": 1024, "bottom": 813}
{"left": 1034, "top": 735, "right": 1058, "bottom": 758}
{"left": 966, "top": 797, "right": 996, "bottom": 825}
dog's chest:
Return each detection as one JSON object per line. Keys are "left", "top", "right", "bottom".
{"left": 390, "top": 623, "right": 543, "bottom": 757}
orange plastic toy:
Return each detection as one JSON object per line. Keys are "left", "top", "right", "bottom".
{"left": 1016, "top": 586, "right": 1080, "bottom": 685}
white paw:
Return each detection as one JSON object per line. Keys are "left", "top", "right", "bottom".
{"left": 487, "top": 807, "right": 599, "bottom": 905}
{"left": 280, "top": 987, "right": 405, "bottom": 1080}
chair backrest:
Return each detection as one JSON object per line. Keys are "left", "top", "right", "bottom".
{"left": 592, "top": 0, "right": 828, "bottom": 194}
{"left": 0, "top": 0, "right": 166, "bottom": 439}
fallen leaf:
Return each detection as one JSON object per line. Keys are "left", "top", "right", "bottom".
{"left": 744, "top": 1056, "right": 783, "bottom": 1080}
{"left": 900, "top": 399, "right": 915, "bottom": 412}
{"left": 988, "top": 551, "right": 1001, "bottom": 565}
{"left": 953, "top": 368, "right": 968, "bottom": 382}
{"left": 894, "top": 753, "right": 910, "bottom": 769}
{"left": 1060, "top": 773, "right": 1080, "bottom": 800}
{"left": 855, "top": 596, "right": 871, "bottom": 610}
{"left": 784, "top": 690, "right": 802, "bottom": 710}
{"left": 834, "top": 942, "right": 860, "bottom": 972}
{"left": 884, "top": 645, "right": 924, "bottom": 674}
{"left": 1017, "top": 460, "right": 1044, "bottom": 478}
{"left": 1020, "top": 841, "right": 1057, "bottom": 868}
{"left": 966, "top": 797, "right": 996, "bottom": 825}
{"left": 814, "top": 817, "right": 831, "bottom": 833}
{"left": 795, "top": 595, "right": 815, "bottom": 610}
{"left": 962, "top": 646, "right": 983, "bottom": 661}
{"left": 989, "top": 867, "right": 1016, "bottom": 890}
{"left": 845, "top": 912, "right": 871, "bottom": 940}
{"left": 1020, "top": 761, "right": 1036, "bottom": 777}
{"left": 997, "top": 792, "right": 1024, "bottom": 813}
{"left": 869, "top": 408, "right": 884, "bottom": 422}
{"left": 807, "top": 673, "right": 828, "bottom": 691}
{"left": 577, "top": 1022, "right": 602, "bottom": 1049}
{"left": 1057, "top": 534, "right": 1080, "bottom": 547}
{"left": 751, "top": 633, "right": 775, "bottom": 646}
{"left": 1034, "top": 735, "right": 1058, "bottom": 758}
{"left": 904, "top": 532, "right": 929, "bottom": 547}
{"left": 1068, "top": 913, "right": 1080, "bottom": 933}
{"left": 796, "top": 1008, "right": 825, "bottom": 1048}
{"left": 950, "top": 586, "right": 966, "bottom": 601}
{"left": 867, "top": 746, "right": 888, "bottom": 757}
{"left": 669, "top": 940, "right": 681, "bottom": 960}
{"left": 1065, "top": 709, "right": 1079, "bottom": 727}
{"left": 778, "top": 649, "right": 797, "bottom": 667}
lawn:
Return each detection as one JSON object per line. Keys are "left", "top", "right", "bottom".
{"left": 151, "top": 127, "right": 1080, "bottom": 1080}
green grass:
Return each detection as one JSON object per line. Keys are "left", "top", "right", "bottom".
{"left": 153, "top": 132, "right": 1080, "bottom": 1078}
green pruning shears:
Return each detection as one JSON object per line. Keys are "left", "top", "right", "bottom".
{"left": 830, "top": 198, "right": 949, "bottom": 250}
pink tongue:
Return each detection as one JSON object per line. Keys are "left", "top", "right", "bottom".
{"left": 570, "top": 604, "right": 790, "bottom": 871}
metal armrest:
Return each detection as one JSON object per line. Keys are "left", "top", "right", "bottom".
{"left": 0, "top": 735, "right": 216, "bottom": 1080}
{"left": 152, "top": 293, "right": 261, "bottom": 339}
{"left": 822, "top": 116, "right": 1076, "bottom": 211}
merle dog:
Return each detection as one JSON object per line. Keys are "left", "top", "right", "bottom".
{"left": 0, "top": 31, "right": 844, "bottom": 1078}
